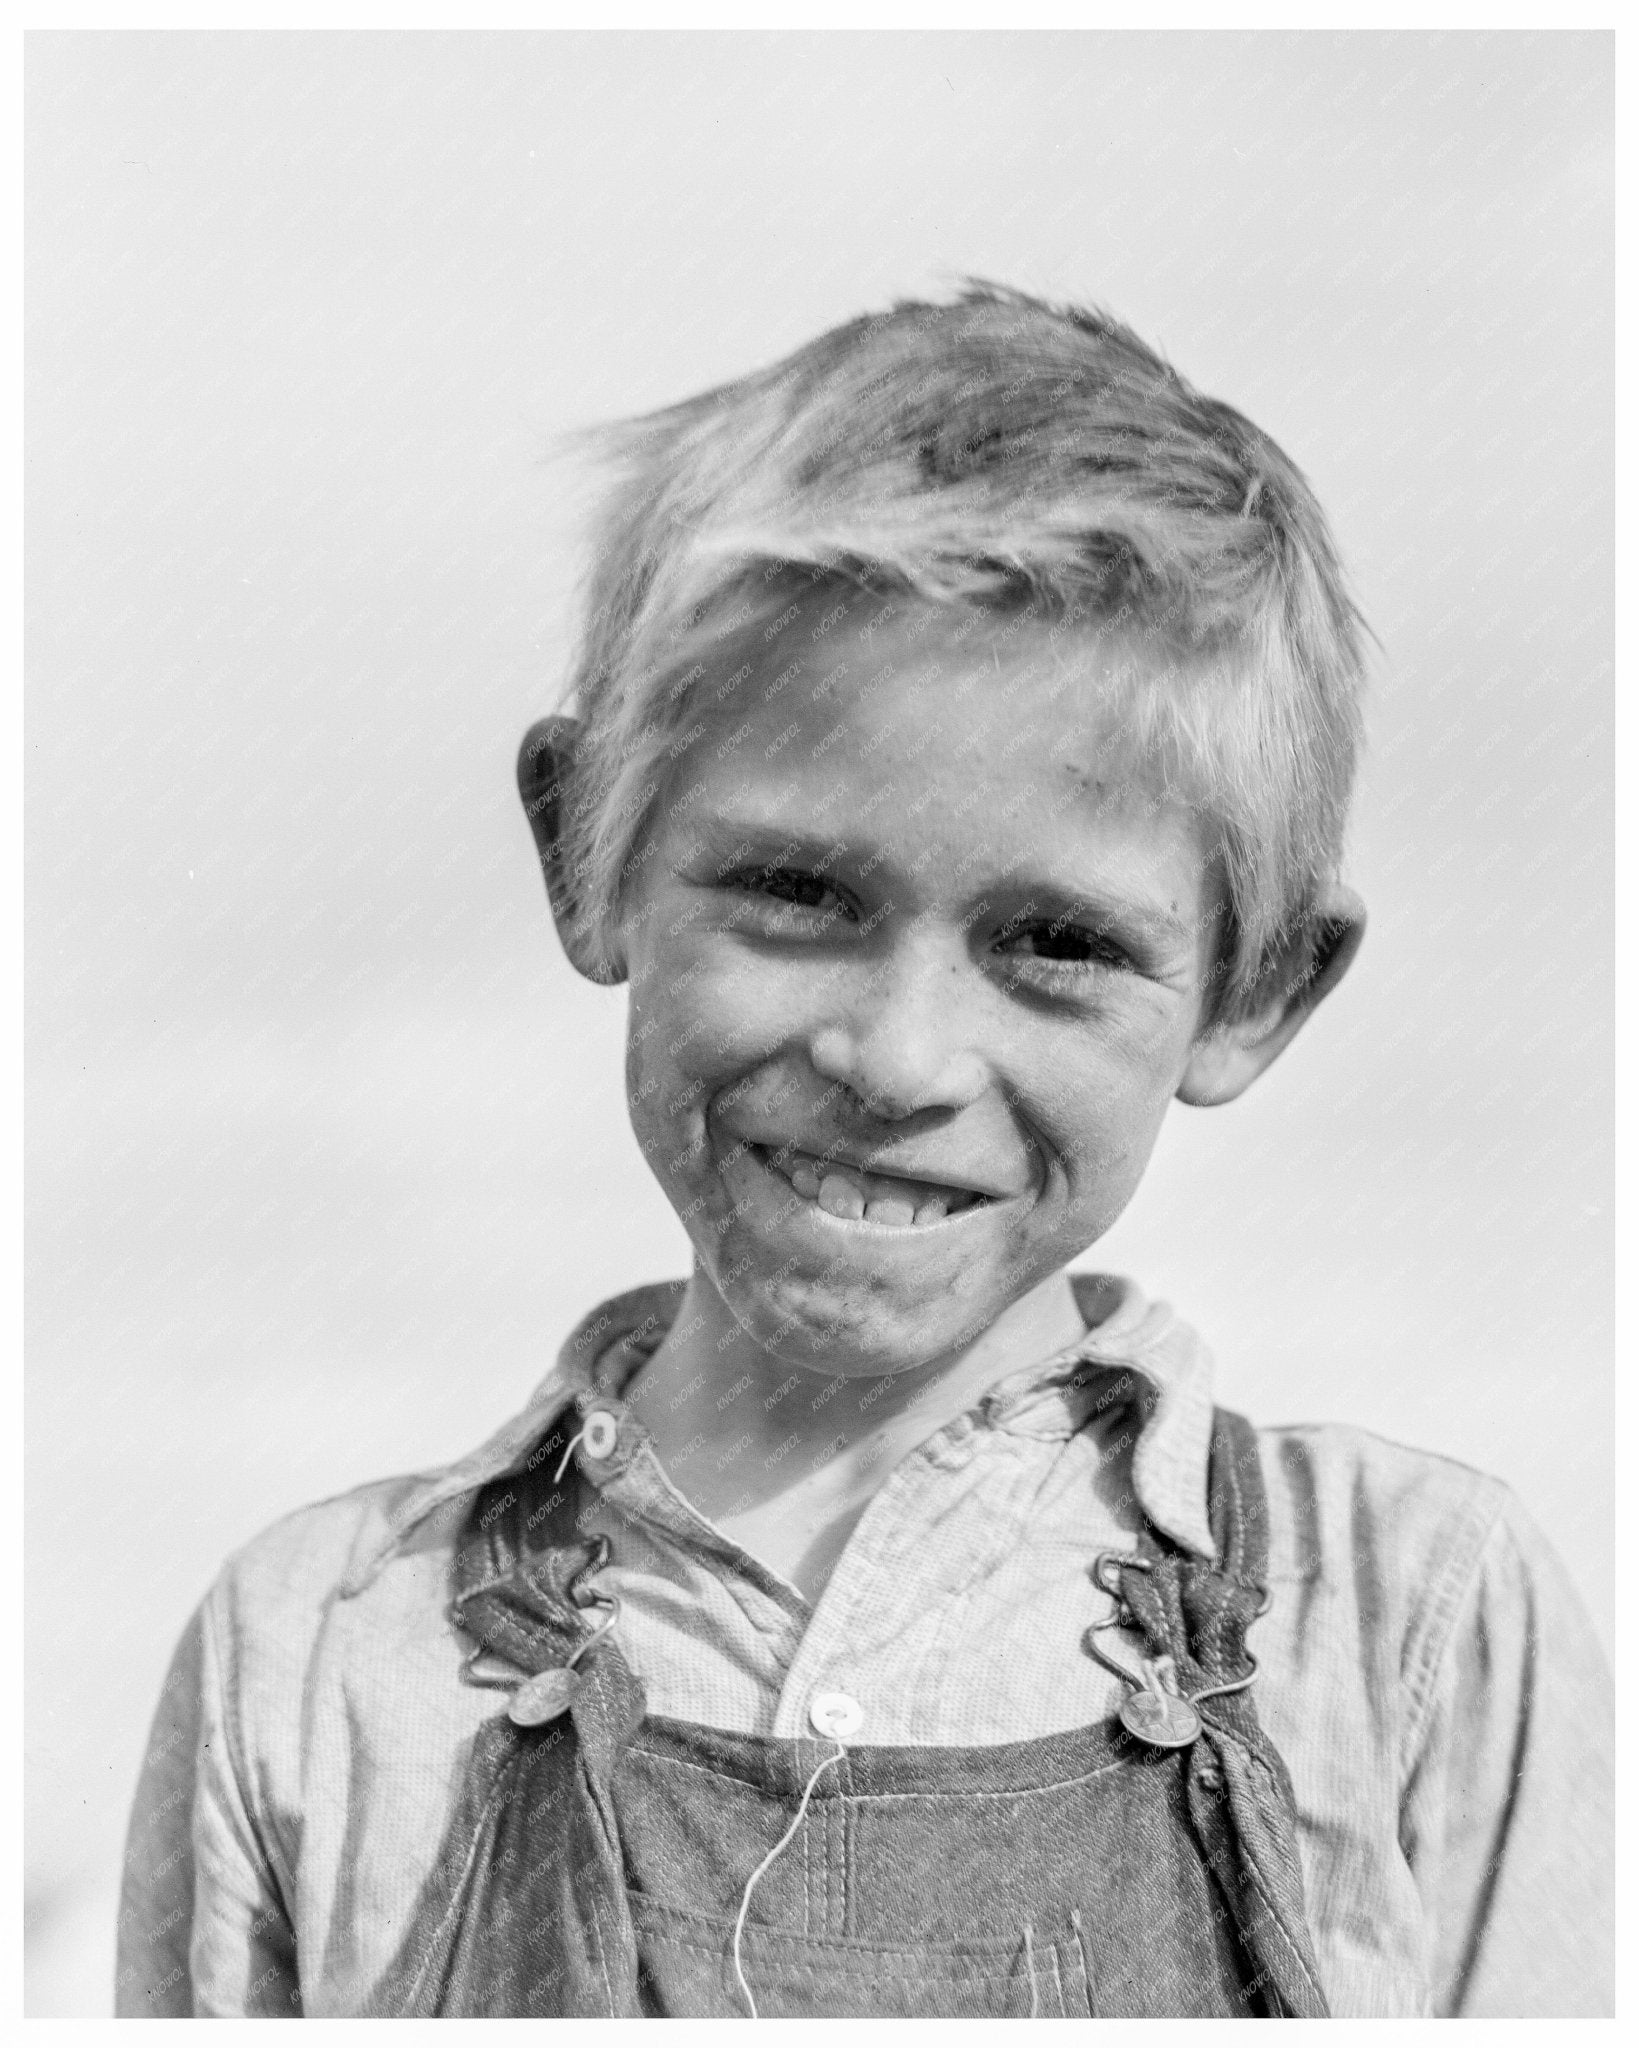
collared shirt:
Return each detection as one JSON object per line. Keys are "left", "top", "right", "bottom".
{"left": 116, "top": 1274, "right": 1614, "bottom": 2018}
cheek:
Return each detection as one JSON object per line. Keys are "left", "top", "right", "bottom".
{"left": 625, "top": 1010, "right": 707, "bottom": 1150}
{"left": 623, "top": 949, "right": 777, "bottom": 1153}
{"left": 1033, "top": 1028, "right": 1192, "bottom": 1211}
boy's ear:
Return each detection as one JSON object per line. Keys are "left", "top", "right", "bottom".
{"left": 1176, "top": 886, "right": 1365, "bottom": 1107}
{"left": 517, "top": 715, "right": 626, "bottom": 985}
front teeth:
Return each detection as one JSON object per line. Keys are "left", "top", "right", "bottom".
{"left": 818, "top": 1173, "right": 865, "bottom": 1220}
{"left": 771, "top": 1149, "right": 969, "bottom": 1227}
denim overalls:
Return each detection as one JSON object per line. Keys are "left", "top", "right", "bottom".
{"left": 366, "top": 1406, "right": 1329, "bottom": 2017}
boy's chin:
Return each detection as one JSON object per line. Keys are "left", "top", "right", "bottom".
{"left": 708, "top": 1268, "right": 1007, "bottom": 1382}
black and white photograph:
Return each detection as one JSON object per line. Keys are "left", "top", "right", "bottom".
{"left": 25, "top": 28, "right": 1614, "bottom": 2020}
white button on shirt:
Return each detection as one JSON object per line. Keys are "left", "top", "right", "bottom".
{"left": 580, "top": 1409, "right": 620, "bottom": 1462}
{"left": 808, "top": 1690, "right": 864, "bottom": 1740}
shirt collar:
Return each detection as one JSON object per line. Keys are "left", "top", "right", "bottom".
{"left": 340, "top": 1271, "right": 1217, "bottom": 1596}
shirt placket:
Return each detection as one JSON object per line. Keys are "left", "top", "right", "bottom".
{"left": 767, "top": 1420, "right": 1027, "bottom": 1745}
{"left": 581, "top": 1427, "right": 810, "bottom": 1653}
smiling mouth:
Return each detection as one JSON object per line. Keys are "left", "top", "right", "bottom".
{"left": 746, "top": 1142, "right": 996, "bottom": 1228}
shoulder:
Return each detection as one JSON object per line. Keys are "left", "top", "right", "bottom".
{"left": 1242, "top": 1417, "right": 1601, "bottom": 1718}
{"left": 215, "top": 1469, "right": 434, "bottom": 1603}
{"left": 199, "top": 1469, "right": 466, "bottom": 1701}
{"left": 1250, "top": 1417, "right": 1513, "bottom": 1576}
{"left": 1246, "top": 1421, "right": 1521, "bottom": 1687}
{"left": 187, "top": 1468, "right": 488, "bottom": 1849}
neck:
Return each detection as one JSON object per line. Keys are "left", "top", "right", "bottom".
{"left": 622, "top": 1267, "right": 1089, "bottom": 1594}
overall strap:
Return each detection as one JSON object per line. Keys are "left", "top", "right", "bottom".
{"left": 451, "top": 1421, "right": 610, "bottom": 1676}
{"left": 1112, "top": 1406, "right": 1330, "bottom": 2018}
{"left": 367, "top": 1452, "right": 648, "bottom": 2016}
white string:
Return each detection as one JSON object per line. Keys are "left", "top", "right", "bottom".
{"left": 731, "top": 1740, "right": 846, "bottom": 2020}
{"left": 1023, "top": 1922, "right": 1040, "bottom": 2018}
{"left": 552, "top": 1425, "right": 586, "bottom": 1483}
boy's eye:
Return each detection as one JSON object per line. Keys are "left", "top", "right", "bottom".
{"left": 721, "top": 865, "right": 850, "bottom": 926}
{"left": 999, "top": 923, "right": 1134, "bottom": 974}
{"left": 738, "top": 866, "right": 834, "bottom": 909}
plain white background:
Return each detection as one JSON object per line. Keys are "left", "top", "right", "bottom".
{"left": 26, "top": 31, "right": 1611, "bottom": 2013}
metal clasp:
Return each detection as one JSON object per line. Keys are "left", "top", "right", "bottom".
{"left": 1118, "top": 1654, "right": 1203, "bottom": 1749}
{"left": 1084, "top": 1551, "right": 1266, "bottom": 1750}
{"left": 1091, "top": 1548, "right": 1151, "bottom": 1600}
{"left": 506, "top": 1595, "right": 623, "bottom": 1727}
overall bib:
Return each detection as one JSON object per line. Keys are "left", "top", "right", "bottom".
{"left": 366, "top": 1407, "right": 1329, "bottom": 2017}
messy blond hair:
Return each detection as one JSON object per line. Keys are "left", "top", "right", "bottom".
{"left": 554, "top": 284, "right": 1367, "bottom": 1016}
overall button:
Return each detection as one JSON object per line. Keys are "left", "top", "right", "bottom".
{"left": 508, "top": 1666, "right": 582, "bottom": 1727}
{"left": 809, "top": 1690, "right": 864, "bottom": 1740}
{"left": 581, "top": 1410, "right": 620, "bottom": 1461}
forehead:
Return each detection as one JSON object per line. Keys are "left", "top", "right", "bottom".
{"left": 655, "top": 596, "right": 1217, "bottom": 906}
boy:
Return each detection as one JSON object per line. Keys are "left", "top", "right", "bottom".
{"left": 117, "top": 286, "right": 1613, "bottom": 2017}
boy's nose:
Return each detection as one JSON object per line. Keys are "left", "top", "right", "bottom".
{"left": 806, "top": 941, "right": 991, "bottom": 1121}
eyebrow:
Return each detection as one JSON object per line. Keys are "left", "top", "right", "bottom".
{"left": 688, "top": 816, "right": 853, "bottom": 874}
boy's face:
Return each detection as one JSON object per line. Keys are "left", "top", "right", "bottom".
{"left": 615, "top": 601, "right": 1225, "bottom": 1379}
